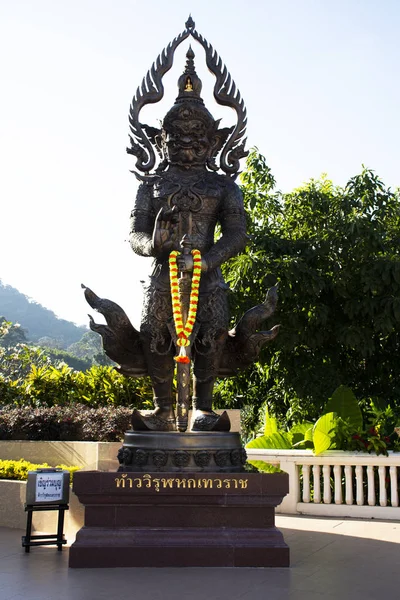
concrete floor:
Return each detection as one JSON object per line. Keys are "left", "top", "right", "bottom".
{"left": 1, "top": 516, "right": 399, "bottom": 600}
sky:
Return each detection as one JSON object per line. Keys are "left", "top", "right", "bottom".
{"left": 1, "top": 0, "right": 399, "bottom": 330}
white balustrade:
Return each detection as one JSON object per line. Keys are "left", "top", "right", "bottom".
{"left": 333, "top": 464, "right": 342, "bottom": 504}
{"left": 246, "top": 449, "right": 400, "bottom": 520}
{"left": 378, "top": 465, "right": 387, "bottom": 507}
{"left": 355, "top": 464, "right": 364, "bottom": 506}
{"left": 302, "top": 465, "right": 311, "bottom": 503}
{"left": 322, "top": 465, "right": 331, "bottom": 504}
{"left": 312, "top": 464, "right": 321, "bottom": 503}
{"left": 367, "top": 465, "right": 375, "bottom": 506}
{"left": 344, "top": 465, "right": 353, "bottom": 505}
{"left": 390, "top": 466, "right": 399, "bottom": 507}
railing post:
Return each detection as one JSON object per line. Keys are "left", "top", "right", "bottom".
{"left": 333, "top": 465, "right": 342, "bottom": 504}
{"left": 313, "top": 464, "right": 321, "bottom": 503}
{"left": 378, "top": 466, "right": 387, "bottom": 507}
{"left": 390, "top": 466, "right": 398, "bottom": 507}
{"left": 323, "top": 465, "right": 332, "bottom": 504}
{"left": 302, "top": 465, "right": 311, "bottom": 503}
{"left": 278, "top": 458, "right": 300, "bottom": 514}
{"left": 344, "top": 465, "right": 353, "bottom": 505}
{"left": 367, "top": 465, "right": 375, "bottom": 506}
{"left": 355, "top": 465, "right": 364, "bottom": 506}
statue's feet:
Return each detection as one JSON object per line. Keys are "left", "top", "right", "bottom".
{"left": 131, "top": 407, "right": 176, "bottom": 432}
{"left": 190, "top": 410, "right": 231, "bottom": 432}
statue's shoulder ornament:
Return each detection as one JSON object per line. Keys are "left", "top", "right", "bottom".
{"left": 133, "top": 172, "right": 160, "bottom": 187}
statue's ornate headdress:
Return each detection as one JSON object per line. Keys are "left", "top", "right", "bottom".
{"left": 127, "top": 16, "right": 248, "bottom": 177}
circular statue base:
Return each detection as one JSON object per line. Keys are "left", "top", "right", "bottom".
{"left": 117, "top": 431, "right": 247, "bottom": 473}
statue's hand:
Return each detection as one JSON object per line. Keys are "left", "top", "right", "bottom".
{"left": 177, "top": 255, "right": 208, "bottom": 273}
{"left": 177, "top": 253, "right": 193, "bottom": 273}
{"left": 152, "top": 207, "right": 178, "bottom": 254}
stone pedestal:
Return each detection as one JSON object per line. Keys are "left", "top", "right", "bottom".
{"left": 118, "top": 431, "right": 247, "bottom": 472}
{"left": 69, "top": 471, "right": 289, "bottom": 568}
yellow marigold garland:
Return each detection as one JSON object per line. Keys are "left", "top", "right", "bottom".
{"left": 169, "top": 249, "right": 202, "bottom": 364}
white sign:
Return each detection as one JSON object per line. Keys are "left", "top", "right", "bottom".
{"left": 35, "top": 473, "right": 63, "bottom": 502}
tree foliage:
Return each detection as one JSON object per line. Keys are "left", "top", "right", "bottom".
{"left": 0, "top": 318, "right": 28, "bottom": 348}
{"left": 66, "top": 330, "right": 114, "bottom": 367}
{"left": 0, "top": 405, "right": 133, "bottom": 442}
{"left": 217, "top": 149, "right": 400, "bottom": 425}
{"left": 0, "top": 361, "right": 153, "bottom": 408}
{"left": 0, "top": 321, "right": 152, "bottom": 408}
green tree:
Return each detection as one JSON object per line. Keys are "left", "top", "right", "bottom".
{"left": 39, "top": 347, "right": 92, "bottom": 371}
{"left": 67, "top": 331, "right": 113, "bottom": 366}
{"left": 216, "top": 149, "right": 400, "bottom": 426}
{"left": 37, "top": 336, "right": 64, "bottom": 349}
{"left": 0, "top": 318, "right": 28, "bottom": 347}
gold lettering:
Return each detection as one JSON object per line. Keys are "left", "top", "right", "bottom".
{"left": 215, "top": 479, "right": 223, "bottom": 489}
{"left": 223, "top": 479, "right": 231, "bottom": 489}
{"left": 115, "top": 473, "right": 128, "bottom": 488}
{"left": 239, "top": 479, "right": 249, "bottom": 489}
{"left": 175, "top": 478, "right": 187, "bottom": 488}
{"left": 201, "top": 478, "right": 213, "bottom": 489}
{"left": 232, "top": 479, "right": 239, "bottom": 489}
{"left": 153, "top": 478, "right": 161, "bottom": 492}
{"left": 162, "top": 478, "right": 175, "bottom": 488}
{"left": 134, "top": 478, "right": 142, "bottom": 488}
{"left": 187, "top": 479, "right": 196, "bottom": 489}
{"left": 143, "top": 474, "right": 152, "bottom": 488}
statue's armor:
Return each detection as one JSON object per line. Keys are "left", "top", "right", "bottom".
{"left": 130, "top": 169, "right": 247, "bottom": 392}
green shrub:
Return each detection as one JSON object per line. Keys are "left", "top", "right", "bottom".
{"left": 0, "top": 404, "right": 132, "bottom": 441}
{"left": 0, "top": 459, "right": 80, "bottom": 482}
{"left": 246, "top": 386, "right": 400, "bottom": 469}
{"left": 0, "top": 361, "right": 153, "bottom": 408}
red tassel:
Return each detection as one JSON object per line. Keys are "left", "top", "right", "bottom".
{"left": 175, "top": 355, "right": 190, "bottom": 364}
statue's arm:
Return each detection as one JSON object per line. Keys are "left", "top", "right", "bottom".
{"left": 129, "top": 184, "right": 156, "bottom": 257}
{"left": 203, "top": 182, "right": 247, "bottom": 271}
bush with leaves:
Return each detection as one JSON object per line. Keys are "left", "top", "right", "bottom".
{"left": 216, "top": 149, "right": 400, "bottom": 428}
{"left": 0, "top": 404, "right": 133, "bottom": 441}
{"left": 0, "top": 360, "right": 153, "bottom": 409}
{"left": 0, "top": 459, "right": 80, "bottom": 482}
{"left": 246, "top": 386, "right": 400, "bottom": 470}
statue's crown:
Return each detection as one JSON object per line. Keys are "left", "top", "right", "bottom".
{"left": 127, "top": 16, "right": 248, "bottom": 177}
{"left": 176, "top": 46, "right": 203, "bottom": 104}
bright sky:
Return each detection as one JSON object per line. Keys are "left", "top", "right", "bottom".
{"left": 1, "top": 0, "right": 399, "bottom": 329}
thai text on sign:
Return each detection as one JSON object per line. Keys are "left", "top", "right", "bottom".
{"left": 115, "top": 473, "right": 249, "bottom": 492}
{"left": 35, "top": 473, "right": 64, "bottom": 502}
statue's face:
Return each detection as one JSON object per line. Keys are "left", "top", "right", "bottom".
{"left": 165, "top": 118, "right": 212, "bottom": 167}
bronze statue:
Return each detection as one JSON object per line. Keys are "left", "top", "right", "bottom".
{"left": 82, "top": 17, "right": 279, "bottom": 439}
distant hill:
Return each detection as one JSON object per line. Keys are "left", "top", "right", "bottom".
{"left": 0, "top": 280, "right": 86, "bottom": 348}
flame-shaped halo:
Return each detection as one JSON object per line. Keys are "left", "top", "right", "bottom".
{"left": 127, "top": 16, "right": 247, "bottom": 176}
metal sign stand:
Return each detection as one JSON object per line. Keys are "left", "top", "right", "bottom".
{"left": 22, "top": 468, "right": 71, "bottom": 553}
{"left": 22, "top": 503, "right": 69, "bottom": 552}
{"left": 22, "top": 504, "right": 69, "bottom": 552}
